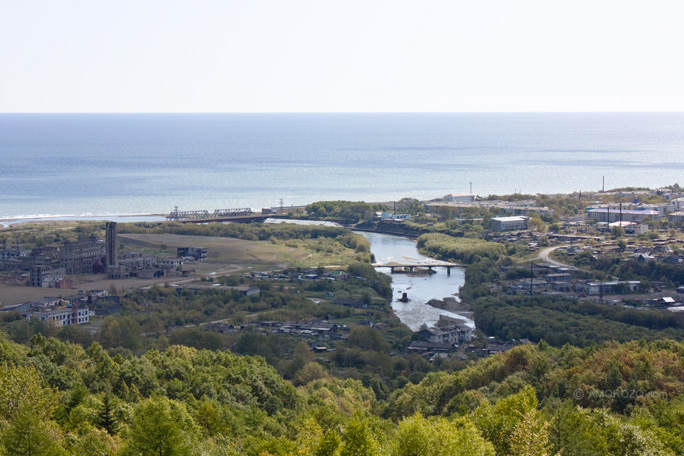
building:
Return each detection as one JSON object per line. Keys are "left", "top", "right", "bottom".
{"left": 28, "top": 265, "right": 66, "bottom": 287}
{"left": 107, "top": 265, "right": 130, "bottom": 280}
{"left": 3, "top": 298, "right": 91, "bottom": 326}
{"left": 444, "top": 193, "right": 475, "bottom": 203}
{"left": 279, "top": 320, "right": 339, "bottom": 338}
{"left": 105, "top": 221, "right": 117, "bottom": 269}
{"left": 177, "top": 247, "right": 208, "bottom": 261}
{"left": 668, "top": 211, "right": 684, "bottom": 223}
{"left": 28, "top": 305, "right": 91, "bottom": 326}
{"left": 499, "top": 205, "right": 554, "bottom": 216}
{"left": 408, "top": 341, "right": 454, "bottom": 353}
{"left": 670, "top": 197, "right": 684, "bottom": 211}
{"left": 59, "top": 238, "right": 105, "bottom": 274}
{"left": 419, "top": 325, "right": 472, "bottom": 344}
{"left": 575, "top": 281, "right": 641, "bottom": 295}
{"left": 160, "top": 258, "right": 183, "bottom": 269}
{"left": 0, "top": 248, "right": 29, "bottom": 260}
{"left": 586, "top": 208, "right": 660, "bottom": 223}
{"left": 491, "top": 216, "right": 530, "bottom": 232}
{"left": 0, "top": 302, "right": 32, "bottom": 313}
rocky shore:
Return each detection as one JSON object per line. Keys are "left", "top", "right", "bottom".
{"left": 427, "top": 296, "right": 473, "bottom": 320}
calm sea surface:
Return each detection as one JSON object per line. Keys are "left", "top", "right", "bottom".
{"left": 1, "top": 113, "right": 683, "bottom": 220}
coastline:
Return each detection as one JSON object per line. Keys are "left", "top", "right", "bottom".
{"left": 0, "top": 214, "right": 168, "bottom": 228}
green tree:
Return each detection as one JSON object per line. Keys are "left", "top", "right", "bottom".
{"left": 122, "top": 396, "right": 196, "bottom": 456}
{"left": 394, "top": 413, "right": 494, "bottom": 456}
{"left": 339, "top": 415, "right": 378, "bottom": 456}
{"left": 0, "top": 404, "right": 66, "bottom": 456}
{"left": 529, "top": 216, "right": 547, "bottom": 233}
{"left": 315, "top": 430, "right": 341, "bottom": 456}
{"left": 611, "top": 226, "right": 625, "bottom": 238}
{"left": 0, "top": 363, "right": 58, "bottom": 422}
{"left": 473, "top": 385, "right": 540, "bottom": 456}
{"left": 97, "top": 393, "right": 119, "bottom": 435}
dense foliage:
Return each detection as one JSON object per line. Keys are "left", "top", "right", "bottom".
{"left": 118, "top": 221, "right": 363, "bottom": 245}
{"left": 2, "top": 331, "right": 684, "bottom": 455}
{"left": 416, "top": 233, "right": 506, "bottom": 263}
{"left": 472, "top": 295, "right": 684, "bottom": 347}
{"left": 305, "top": 201, "right": 389, "bottom": 223}
{"left": 457, "top": 256, "right": 684, "bottom": 347}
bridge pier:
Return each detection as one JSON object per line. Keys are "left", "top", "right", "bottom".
{"left": 447, "top": 266, "right": 451, "bottom": 275}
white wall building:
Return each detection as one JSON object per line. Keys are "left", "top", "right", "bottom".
{"left": 444, "top": 193, "right": 475, "bottom": 203}
{"left": 491, "top": 216, "right": 530, "bottom": 232}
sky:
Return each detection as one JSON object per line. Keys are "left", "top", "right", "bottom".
{"left": 2, "top": 0, "right": 683, "bottom": 113}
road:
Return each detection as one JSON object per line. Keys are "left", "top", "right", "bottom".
{"left": 531, "top": 245, "right": 573, "bottom": 268}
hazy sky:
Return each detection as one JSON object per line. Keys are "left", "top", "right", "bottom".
{"left": 2, "top": 0, "right": 683, "bottom": 112}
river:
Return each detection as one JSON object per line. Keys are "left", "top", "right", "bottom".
{"left": 359, "top": 232, "right": 474, "bottom": 331}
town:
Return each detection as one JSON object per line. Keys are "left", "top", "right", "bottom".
{"left": 2, "top": 185, "right": 684, "bottom": 363}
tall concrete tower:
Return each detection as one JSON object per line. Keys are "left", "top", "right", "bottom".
{"left": 105, "top": 222, "right": 117, "bottom": 268}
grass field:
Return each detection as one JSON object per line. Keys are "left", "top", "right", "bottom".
{"left": 0, "top": 234, "right": 299, "bottom": 306}
{"left": 118, "top": 233, "right": 306, "bottom": 268}
{"left": 0, "top": 232, "right": 362, "bottom": 306}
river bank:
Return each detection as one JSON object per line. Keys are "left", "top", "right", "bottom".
{"left": 359, "top": 231, "right": 473, "bottom": 331}
{"left": 427, "top": 296, "right": 474, "bottom": 322}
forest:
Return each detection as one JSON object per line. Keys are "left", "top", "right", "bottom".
{"left": 2, "top": 331, "right": 684, "bottom": 454}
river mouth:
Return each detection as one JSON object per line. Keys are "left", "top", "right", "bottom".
{"left": 358, "top": 231, "right": 474, "bottom": 331}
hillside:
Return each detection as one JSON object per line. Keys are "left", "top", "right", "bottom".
{"left": 1, "top": 333, "right": 683, "bottom": 455}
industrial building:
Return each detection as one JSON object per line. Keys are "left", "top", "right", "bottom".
{"left": 59, "top": 238, "right": 106, "bottom": 274}
{"left": 106, "top": 221, "right": 118, "bottom": 269}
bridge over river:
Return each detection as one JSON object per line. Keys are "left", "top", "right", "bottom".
{"left": 372, "top": 259, "right": 462, "bottom": 274}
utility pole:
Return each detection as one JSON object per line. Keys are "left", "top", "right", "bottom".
{"left": 530, "top": 261, "right": 534, "bottom": 298}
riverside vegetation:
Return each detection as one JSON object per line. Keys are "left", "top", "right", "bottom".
{"left": 2, "top": 191, "right": 684, "bottom": 454}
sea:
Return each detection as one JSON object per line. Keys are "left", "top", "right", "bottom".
{"left": 1, "top": 113, "right": 684, "bottom": 222}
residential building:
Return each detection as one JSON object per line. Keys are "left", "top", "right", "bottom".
{"left": 491, "top": 216, "right": 530, "bottom": 232}
{"left": 586, "top": 208, "right": 660, "bottom": 223}
{"left": 575, "top": 281, "right": 641, "bottom": 295}
{"left": 668, "top": 211, "right": 684, "bottom": 223}
{"left": 444, "top": 193, "right": 475, "bottom": 203}
{"left": 419, "top": 325, "right": 472, "bottom": 344}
